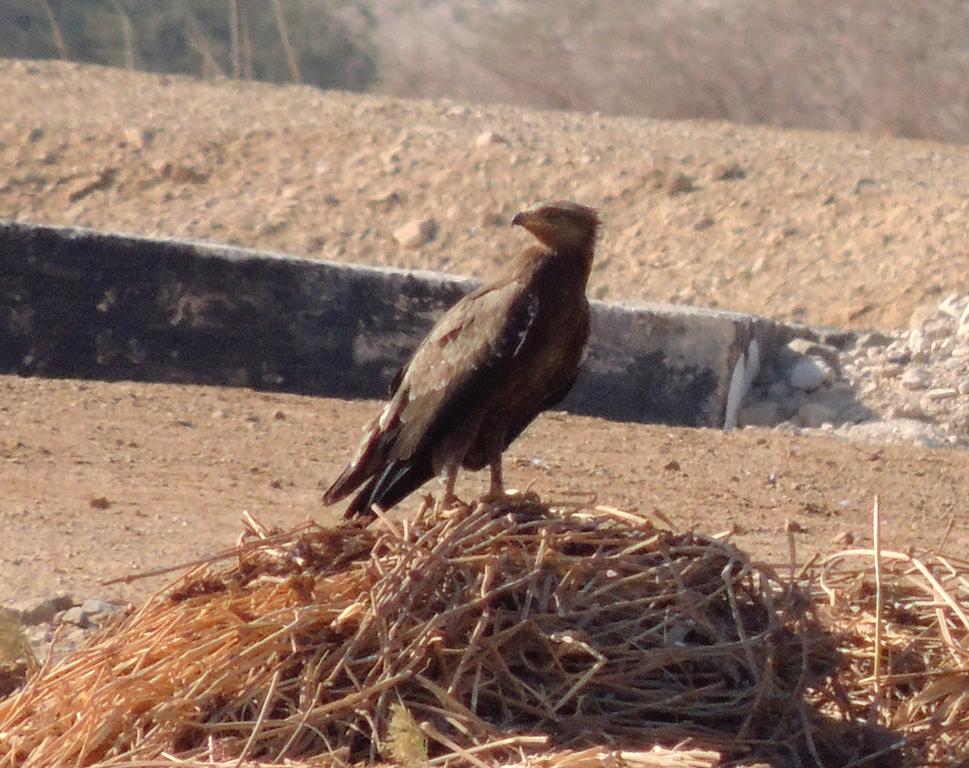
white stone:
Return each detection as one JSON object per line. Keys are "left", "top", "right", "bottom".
{"left": 393, "top": 218, "right": 438, "bottom": 248}
{"left": 892, "top": 400, "right": 925, "bottom": 419}
{"left": 881, "top": 363, "right": 904, "bottom": 378}
{"left": 900, "top": 367, "right": 932, "bottom": 390}
{"left": 923, "top": 321, "right": 951, "bottom": 341}
{"left": 788, "top": 357, "right": 832, "bottom": 391}
{"left": 925, "top": 388, "right": 958, "bottom": 401}
{"left": 938, "top": 293, "right": 968, "bottom": 317}
{"left": 475, "top": 131, "right": 508, "bottom": 147}
{"left": 908, "top": 329, "right": 928, "bottom": 354}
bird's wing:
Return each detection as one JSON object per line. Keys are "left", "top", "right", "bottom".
{"left": 323, "top": 276, "right": 539, "bottom": 505}
{"left": 391, "top": 278, "right": 540, "bottom": 459}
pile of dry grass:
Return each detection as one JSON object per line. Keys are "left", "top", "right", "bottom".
{"left": 0, "top": 495, "right": 965, "bottom": 767}
{"left": 814, "top": 544, "right": 969, "bottom": 765}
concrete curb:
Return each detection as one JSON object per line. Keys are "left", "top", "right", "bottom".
{"left": 0, "top": 219, "right": 794, "bottom": 427}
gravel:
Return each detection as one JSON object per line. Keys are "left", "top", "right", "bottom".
{"left": 739, "top": 293, "right": 969, "bottom": 449}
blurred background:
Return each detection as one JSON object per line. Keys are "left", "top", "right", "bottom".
{"left": 3, "top": 0, "right": 969, "bottom": 144}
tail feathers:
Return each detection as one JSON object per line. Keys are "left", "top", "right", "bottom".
{"left": 323, "top": 459, "right": 370, "bottom": 506}
{"left": 323, "top": 419, "right": 389, "bottom": 506}
{"left": 343, "top": 457, "right": 433, "bottom": 519}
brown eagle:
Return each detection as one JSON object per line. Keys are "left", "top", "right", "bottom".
{"left": 324, "top": 200, "right": 600, "bottom": 518}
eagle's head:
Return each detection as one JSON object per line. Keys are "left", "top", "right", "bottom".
{"left": 512, "top": 201, "right": 600, "bottom": 253}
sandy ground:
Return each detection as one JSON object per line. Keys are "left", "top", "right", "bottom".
{"left": 2, "top": 61, "right": 969, "bottom": 610}
{"left": 4, "top": 373, "right": 969, "bottom": 608}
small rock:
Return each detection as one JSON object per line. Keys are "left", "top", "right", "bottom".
{"left": 67, "top": 167, "right": 117, "bottom": 202}
{"left": 170, "top": 163, "right": 209, "bottom": 184}
{"left": 393, "top": 218, "right": 438, "bottom": 248}
{"left": 14, "top": 594, "right": 74, "bottom": 626}
{"left": 908, "top": 329, "right": 928, "bottom": 355}
{"left": 922, "top": 321, "right": 950, "bottom": 341}
{"left": 880, "top": 363, "right": 904, "bottom": 378}
{"left": 89, "top": 496, "right": 110, "bottom": 510}
{"left": 60, "top": 606, "right": 90, "bottom": 628}
{"left": 891, "top": 400, "right": 924, "bottom": 419}
{"left": 665, "top": 172, "right": 694, "bottom": 196}
{"left": 938, "top": 293, "right": 967, "bottom": 318}
{"left": 816, "top": 329, "right": 857, "bottom": 349}
{"left": 123, "top": 127, "right": 155, "bottom": 149}
{"left": 900, "top": 367, "right": 932, "bottom": 390}
{"left": 925, "top": 388, "right": 958, "bottom": 401}
{"left": 366, "top": 189, "right": 403, "bottom": 212}
{"left": 475, "top": 131, "right": 508, "bottom": 148}
{"left": 797, "top": 401, "right": 838, "bottom": 429}
{"left": 788, "top": 358, "right": 833, "bottom": 392}
{"left": 709, "top": 161, "right": 746, "bottom": 181}
{"left": 81, "top": 598, "right": 121, "bottom": 616}
{"left": 788, "top": 338, "right": 841, "bottom": 372}
{"left": 959, "top": 381, "right": 969, "bottom": 396}
{"left": 150, "top": 158, "right": 173, "bottom": 177}
{"left": 855, "top": 332, "right": 893, "bottom": 348}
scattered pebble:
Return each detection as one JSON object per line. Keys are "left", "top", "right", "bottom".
{"left": 475, "top": 131, "right": 508, "bottom": 147}
{"left": 664, "top": 171, "right": 694, "bottom": 196}
{"left": 789, "top": 358, "right": 833, "bottom": 392}
{"left": 900, "top": 367, "right": 932, "bottom": 390}
{"left": 393, "top": 218, "right": 438, "bottom": 248}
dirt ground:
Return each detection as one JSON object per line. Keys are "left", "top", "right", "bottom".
{"left": 4, "top": 373, "right": 969, "bottom": 608}
{"left": 2, "top": 62, "right": 969, "bottom": 611}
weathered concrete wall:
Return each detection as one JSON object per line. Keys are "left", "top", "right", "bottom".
{"left": 0, "top": 219, "right": 792, "bottom": 427}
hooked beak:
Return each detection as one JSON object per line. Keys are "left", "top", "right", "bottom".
{"left": 511, "top": 210, "right": 532, "bottom": 227}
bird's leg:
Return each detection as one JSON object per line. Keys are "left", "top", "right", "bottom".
{"left": 436, "top": 463, "right": 459, "bottom": 512}
{"left": 489, "top": 458, "right": 505, "bottom": 498}
{"left": 481, "top": 458, "right": 510, "bottom": 505}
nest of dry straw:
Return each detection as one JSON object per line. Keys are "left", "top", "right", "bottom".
{"left": 813, "top": 544, "right": 969, "bottom": 766}
{"left": 2, "top": 495, "right": 965, "bottom": 767}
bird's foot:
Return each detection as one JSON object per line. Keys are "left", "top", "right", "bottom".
{"left": 479, "top": 486, "right": 533, "bottom": 508}
{"left": 433, "top": 492, "right": 467, "bottom": 516}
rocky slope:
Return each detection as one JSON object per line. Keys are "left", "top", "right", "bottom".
{"left": 1, "top": 60, "right": 967, "bottom": 333}
{"left": 1, "top": 60, "right": 968, "bottom": 447}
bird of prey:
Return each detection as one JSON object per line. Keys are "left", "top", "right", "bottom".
{"left": 324, "top": 200, "right": 600, "bottom": 518}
